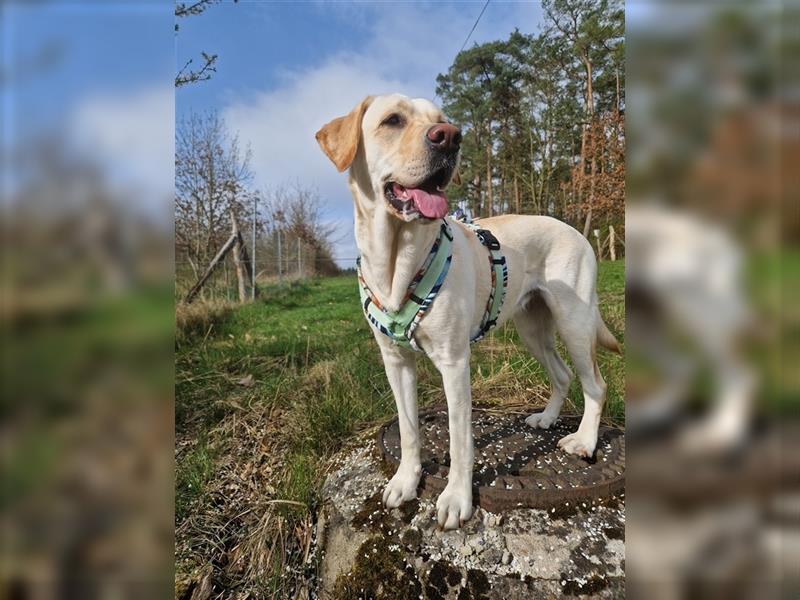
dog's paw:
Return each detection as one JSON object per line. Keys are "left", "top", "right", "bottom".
{"left": 525, "top": 411, "right": 558, "bottom": 429}
{"left": 382, "top": 464, "right": 421, "bottom": 509}
{"left": 557, "top": 431, "right": 597, "bottom": 458}
{"left": 677, "top": 417, "right": 745, "bottom": 457}
{"left": 435, "top": 481, "right": 473, "bottom": 530}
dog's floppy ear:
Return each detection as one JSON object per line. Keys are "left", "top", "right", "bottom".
{"left": 315, "top": 96, "right": 373, "bottom": 172}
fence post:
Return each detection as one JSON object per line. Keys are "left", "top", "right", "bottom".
{"left": 277, "top": 228, "right": 283, "bottom": 282}
{"left": 609, "top": 225, "right": 617, "bottom": 261}
{"left": 251, "top": 194, "right": 257, "bottom": 299}
{"left": 593, "top": 228, "right": 603, "bottom": 260}
{"left": 231, "top": 212, "right": 248, "bottom": 303}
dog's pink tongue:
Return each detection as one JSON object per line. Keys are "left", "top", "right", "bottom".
{"left": 407, "top": 187, "right": 448, "bottom": 219}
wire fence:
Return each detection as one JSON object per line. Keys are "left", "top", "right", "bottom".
{"left": 175, "top": 248, "right": 360, "bottom": 302}
{"left": 176, "top": 218, "right": 623, "bottom": 303}
{"left": 175, "top": 256, "right": 359, "bottom": 274}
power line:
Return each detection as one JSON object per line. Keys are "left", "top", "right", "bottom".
{"left": 458, "top": 0, "right": 490, "bottom": 55}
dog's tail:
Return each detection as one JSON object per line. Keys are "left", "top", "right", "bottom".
{"left": 596, "top": 307, "right": 621, "bottom": 354}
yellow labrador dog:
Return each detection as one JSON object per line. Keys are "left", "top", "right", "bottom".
{"left": 316, "top": 94, "right": 619, "bottom": 530}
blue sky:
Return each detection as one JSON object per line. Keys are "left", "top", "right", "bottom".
{"left": 177, "top": 1, "right": 545, "bottom": 261}
{"left": 177, "top": 1, "right": 542, "bottom": 118}
{"left": 3, "top": 1, "right": 545, "bottom": 258}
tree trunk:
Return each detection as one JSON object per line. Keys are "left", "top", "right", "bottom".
{"left": 577, "top": 56, "right": 594, "bottom": 217}
{"left": 474, "top": 173, "right": 482, "bottom": 218}
{"left": 589, "top": 145, "right": 598, "bottom": 226}
{"left": 538, "top": 122, "right": 551, "bottom": 215}
{"left": 206, "top": 152, "right": 216, "bottom": 272}
{"left": 529, "top": 126, "right": 537, "bottom": 214}
{"left": 570, "top": 137, "right": 578, "bottom": 221}
{"left": 223, "top": 259, "right": 229, "bottom": 300}
{"left": 540, "top": 146, "right": 551, "bottom": 215}
{"left": 513, "top": 174, "right": 520, "bottom": 214}
{"left": 577, "top": 128, "right": 587, "bottom": 206}
{"left": 499, "top": 165, "right": 506, "bottom": 215}
{"left": 486, "top": 143, "right": 493, "bottom": 218}
{"left": 186, "top": 255, "right": 198, "bottom": 281}
{"left": 586, "top": 58, "right": 594, "bottom": 115}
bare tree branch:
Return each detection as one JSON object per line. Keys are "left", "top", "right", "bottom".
{"left": 175, "top": 0, "right": 218, "bottom": 20}
{"left": 175, "top": 52, "right": 218, "bottom": 87}
{"left": 175, "top": 0, "right": 237, "bottom": 87}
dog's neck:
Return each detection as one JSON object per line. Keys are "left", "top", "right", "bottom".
{"left": 349, "top": 177, "right": 440, "bottom": 314}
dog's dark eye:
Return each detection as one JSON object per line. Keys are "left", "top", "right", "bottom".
{"left": 381, "top": 113, "right": 404, "bottom": 127}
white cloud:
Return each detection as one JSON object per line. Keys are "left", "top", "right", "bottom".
{"left": 222, "top": 2, "right": 542, "bottom": 262}
{"left": 223, "top": 61, "right": 406, "bottom": 258}
{"left": 71, "top": 84, "right": 174, "bottom": 215}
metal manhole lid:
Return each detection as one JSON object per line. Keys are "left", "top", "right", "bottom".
{"left": 377, "top": 405, "right": 625, "bottom": 512}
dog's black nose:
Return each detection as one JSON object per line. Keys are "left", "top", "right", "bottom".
{"left": 426, "top": 123, "right": 462, "bottom": 151}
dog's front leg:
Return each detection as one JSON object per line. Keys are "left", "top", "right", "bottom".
{"left": 379, "top": 344, "right": 422, "bottom": 508}
{"left": 431, "top": 354, "right": 474, "bottom": 530}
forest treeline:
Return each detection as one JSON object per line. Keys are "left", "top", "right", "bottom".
{"left": 437, "top": 0, "right": 624, "bottom": 238}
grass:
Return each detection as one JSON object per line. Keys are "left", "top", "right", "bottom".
{"left": 174, "top": 261, "right": 625, "bottom": 598}
{"left": 175, "top": 436, "right": 217, "bottom": 520}
{"left": 175, "top": 300, "right": 234, "bottom": 346}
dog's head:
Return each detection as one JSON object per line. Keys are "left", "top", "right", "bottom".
{"left": 316, "top": 94, "right": 461, "bottom": 222}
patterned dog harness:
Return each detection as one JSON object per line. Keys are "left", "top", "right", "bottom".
{"left": 357, "top": 219, "right": 508, "bottom": 352}
{"left": 463, "top": 222, "right": 509, "bottom": 343}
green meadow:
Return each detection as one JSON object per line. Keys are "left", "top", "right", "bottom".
{"left": 175, "top": 261, "right": 624, "bottom": 596}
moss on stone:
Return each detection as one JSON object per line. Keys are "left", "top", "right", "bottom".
{"left": 465, "top": 569, "right": 490, "bottom": 599}
{"left": 559, "top": 537, "right": 613, "bottom": 596}
{"left": 400, "top": 526, "right": 422, "bottom": 549}
{"left": 446, "top": 566, "right": 462, "bottom": 587}
{"left": 603, "top": 524, "right": 624, "bottom": 541}
{"left": 398, "top": 498, "right": 420, "bottom": 523}
{"left": 350, "top": 491, "right": 420, "bottom": 536}
{"left": 547, "top": 493, "right": 624, "bottom": 521}
{"left": 351, "top": 492, "right": 392, "bottom": 532}
{"left": 561, "top": 574, "right": 610, "bottom": 596}
{"left": 332, "top": 535, "right": 421, "bottom": 600}
{"left": 424, "top": 559, "right": 461, "bottom": 598}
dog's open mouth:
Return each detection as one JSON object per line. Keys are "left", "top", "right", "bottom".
{"left": 384, "top": 168, "right": 451, "bottom": 220}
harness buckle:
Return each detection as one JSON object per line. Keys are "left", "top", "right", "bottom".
{"left": 476, "top": 229, "right": 501, "bottom": 251}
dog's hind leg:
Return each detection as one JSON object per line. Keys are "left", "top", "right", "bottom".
{"left": 514, "top": 290, "right": 574, "bottom": 430}
{"left": 378, "top": 344, "right": 422, "bottom": 509}
{"left": 556, "top": 316, "right": 608, "bottom": 458}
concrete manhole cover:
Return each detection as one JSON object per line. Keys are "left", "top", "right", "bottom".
{"left": 377, "top": 405, "right": 625, "bottom": 512}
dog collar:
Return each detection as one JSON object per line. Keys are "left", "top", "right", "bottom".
{"left": 356, "top": 219, "right": 508, "bottom": 353}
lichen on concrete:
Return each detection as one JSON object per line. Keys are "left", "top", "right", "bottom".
{"left": 319, "top": 445, "right": 625, "bottom": 598}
